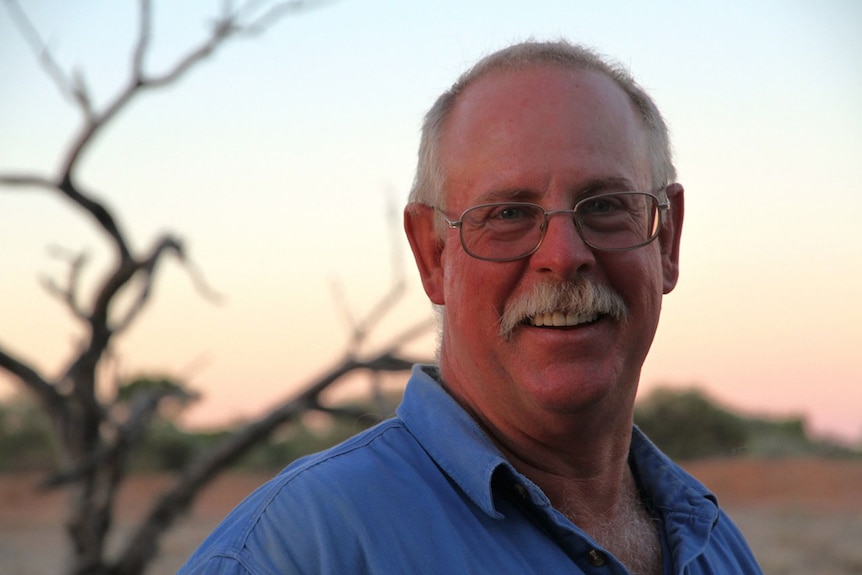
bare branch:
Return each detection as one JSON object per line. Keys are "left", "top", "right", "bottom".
{"left": 332, "top": 192, "right": 413, "bottom": 354}
{"left": 0, "top": 173, "right": 59, "bottom": 190}
{"left": 0, "top": 176, "right": 131, "bottom": 286}
{"left": 64, "top": 250, "right": 88, "bottom": 315}
{"left": 0, "top": 173, "right": 133, "bottom": 270}
{"left": 131, "top": 0, "right": 152, "bottom": 77}
{"left": 110, "top": 280, "right": 154, "bottom": 336}
{"left": 350, "top": 192, "right": 414, "bottom": 347}
{"left": 3, "top": 0, "right": 329, "bottom": 246}
{"left": 183, "top": 258, "right": 223, "bottom": 305}
{"left": 332, "top": 274, "right": 407, "bottom": 355}
{"left": 237, "top": 0, "right": 324, "bottom": 34}
{"left": 58, "top": 180, "right": 133, "bottom": 261}
{"left": 39, "top": 246, "right": 89, "bottom": 320}
{"left": 108, "top": 234, "right": 218, "bottom": 336}
{"left": 114, "top": 348, "right": 414, "bottom": 571}
{"left": 0, "top": 346, "right": 64, "bottom": 417}
{"left": 3, "top": 2, "right": 402, "bottom": 573}
{"left": 63, "top": 1, "right": 321, "bottom": 183}
{"left": 136, "top": 20, "right": 232, "bottom": 90}
{"left": 1, "top": 0, "right": 95, "bottom": 119}
{"left": 3, "top": 0, "right": 329, "bottom": 198}
{"left": 40, "top": 384, "right": 197, "bottom": 490}
{"left": 139, "top": 1, "right": 328, "bottom": 89}
{"left": 111, "top": 236, "right": 184, "bottom": 334}
{"left": 69, "top": 67, "right": 95, "bottom": 121}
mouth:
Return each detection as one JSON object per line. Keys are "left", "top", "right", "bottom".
{"left": 497, "top": 279, "right": 627, "bottom": 341}
{"left": 525, "top": 311, "right": 602, "bottom": 328}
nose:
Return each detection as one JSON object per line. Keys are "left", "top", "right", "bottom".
{"left": 528, "top": 210, "right": 596, "bottom": 278}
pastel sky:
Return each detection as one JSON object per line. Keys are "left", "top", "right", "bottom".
{"left": 1, "top": 1, "right": 860, "bottom": 441}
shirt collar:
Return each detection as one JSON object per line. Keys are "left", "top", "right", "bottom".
{"left": 630, "top": 425, "right": 722, "bottom": 568}
{"left": 629, "top": 426, "right": 718, "bottom": 515}
{"left": 398, "top": 364, "right": 720, "bottom": 533}
{"left": 397, "top": 364, "right": 516, "bottom": 519}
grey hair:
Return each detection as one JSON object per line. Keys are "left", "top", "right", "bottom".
{"left": 407, "top": 40, "right": 677, "bottom": 225}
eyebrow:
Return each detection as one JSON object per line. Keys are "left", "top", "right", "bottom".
{"left": 474, "top": 177, "right": 638, "bottom": 205}
{"left": 578, "top": 177, "right": 638, "bottom": 194}
{"left": 475, "top": 188, "right": 542, "bottom": 204}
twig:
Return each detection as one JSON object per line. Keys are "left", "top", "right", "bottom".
{"left": 1, "top": 0, "right": 94, "bottom": 118}
{"left": 111, "top": 236, "right": 184, "bottom": 334}
{"left": 40, "top": 246, "right": 89, "bottom": 320}
{"left": 0, "top": 173, "right": 59, "bottom": 190}
{"left": 131, "top": 0, "right": 152, "bottom": 78}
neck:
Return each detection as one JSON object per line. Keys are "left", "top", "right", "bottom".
{"left": 439, "top": 367, "right": 637, "bottom": 518}
{"left": 493, "top": 421, "right": 661, "bottom": 575}
{"left": 437, "top": 369, "right": 662, "bottom": 573}
{"left": 492, "top": 413, "right": 636, "bottom": 520}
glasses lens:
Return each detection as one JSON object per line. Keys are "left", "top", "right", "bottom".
{"left": 576, "top": 193, "right": 660, "bottom": 250}
{"left": 460, "top": 203, "right": 544, "bottom": 261}
{"left": 455, "top": 194, "right": 662, "bottom": 261}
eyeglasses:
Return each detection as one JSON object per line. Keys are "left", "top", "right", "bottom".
{"left": 438, "top": 191, "right": 669, "bottom": 262}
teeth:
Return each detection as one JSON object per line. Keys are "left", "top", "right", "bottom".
{"left": 529, "top": 311, "right": 600, "bottom": 327}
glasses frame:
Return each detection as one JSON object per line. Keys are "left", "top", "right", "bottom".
{"left": 438, "top": 190, "right": 670, "bottom": 262}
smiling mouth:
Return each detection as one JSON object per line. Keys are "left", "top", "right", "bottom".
{"left": 526, "top": 311, "right": 602, "bottom": 327}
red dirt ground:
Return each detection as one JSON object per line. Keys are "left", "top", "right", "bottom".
{"left": 2, "top": 458, "right": 861, "bottom": 574}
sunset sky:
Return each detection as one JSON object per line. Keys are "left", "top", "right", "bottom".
{"left": 1, "top": 1, "right": 860, "bottom": 442}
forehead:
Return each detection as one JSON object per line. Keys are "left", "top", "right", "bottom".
{"left": 439, "top": 66, "right": 651, "bottom": 207}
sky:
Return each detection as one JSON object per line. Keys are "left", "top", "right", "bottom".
{"left": 1, "top": 0, "right": 860, "bottom": 442}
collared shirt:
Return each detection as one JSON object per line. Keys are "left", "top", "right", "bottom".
{"left": 179, "top": 365, "right": 762, "bottom": 574}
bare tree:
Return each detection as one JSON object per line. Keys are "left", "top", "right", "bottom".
{"left": 0, "top": 1, "right": 431, "bottom": 574}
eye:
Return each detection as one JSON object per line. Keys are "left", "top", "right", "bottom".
{"left": 579, "top": 196, "right": 620, "bottom": 214}
{"left": 495, "top": 205, "right": 530, "bottom": 220}
{"left": 462, "top": 203, "right": 540, "bottom": 229}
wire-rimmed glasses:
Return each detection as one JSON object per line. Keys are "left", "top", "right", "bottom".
{"left": 438, "top": 191, "right": 669, "bottom": 262}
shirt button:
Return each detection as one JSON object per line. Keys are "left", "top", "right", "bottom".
{"left": 588, "top": 549, "right": 607, "bottom": 567}
{"left": 514, "top": 484, "right": 528, "bottom": 500}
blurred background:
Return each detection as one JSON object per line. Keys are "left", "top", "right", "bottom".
{"left": 1, "top": 1, "right": 860, "bottom": 440}
{"left": 2, "top": 2, "right": 862, "bottom": 574}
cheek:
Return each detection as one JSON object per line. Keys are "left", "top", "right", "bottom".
{"left": 634, "top": 275, "right": 666, "bottom": 334}
{"left": 442, "top": 251, "right": 522, "bottom": 331}
{"left": 606, "top": 250, "right": 665, "bottom": 315}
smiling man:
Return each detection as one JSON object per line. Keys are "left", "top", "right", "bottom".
{"left": 179, "top": 41, "right": 762, "bottom": 575}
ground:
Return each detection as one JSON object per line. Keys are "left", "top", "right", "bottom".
{"left": 1, "top": 458, "right": 860, "bottom": 574}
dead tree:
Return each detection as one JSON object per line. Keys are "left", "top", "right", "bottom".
{"left": 0, "top": 1, "right": 431, "bottom": 574}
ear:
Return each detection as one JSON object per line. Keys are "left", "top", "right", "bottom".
{"left": 404, "top": 204, "right": 446, "bottom": 305}
{"left": 659, "top": 183, "right": 684, "bottom": 294}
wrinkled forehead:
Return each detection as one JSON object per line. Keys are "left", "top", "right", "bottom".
{"left": 437, "top": 66, "right": 653, "bottom": 209}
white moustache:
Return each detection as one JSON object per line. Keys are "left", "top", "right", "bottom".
{"left": 498, "top": 279, "right": 628, "bottom": 341}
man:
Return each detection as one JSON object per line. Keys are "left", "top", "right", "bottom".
{"left": 179, "top": 40, "right": 762, "bottom": 574}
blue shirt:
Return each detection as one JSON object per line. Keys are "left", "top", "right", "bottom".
{"left": 179, "top": 365, "right": 762, "bottom": 574}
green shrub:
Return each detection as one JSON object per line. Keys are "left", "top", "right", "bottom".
{"left": 635, "top": 388, "right": 750, "bottom": 459}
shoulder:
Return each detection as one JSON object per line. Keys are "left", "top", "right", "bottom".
{"left": 249, "top": 415, "right": 427, "bottom": 515}
{"left": 275, "top": 416, "right": 427, "bottom": 493}
{"left": 179, "top": 418, "right": 433, "bottom": 574}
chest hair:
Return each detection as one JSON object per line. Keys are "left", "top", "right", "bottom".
{"left": 561, "top": 491, "right": 662, "bottom": 575}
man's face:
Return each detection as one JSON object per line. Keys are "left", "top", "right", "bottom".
{"left": 406, "top": 66, "right": 683, "bottom": 436}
